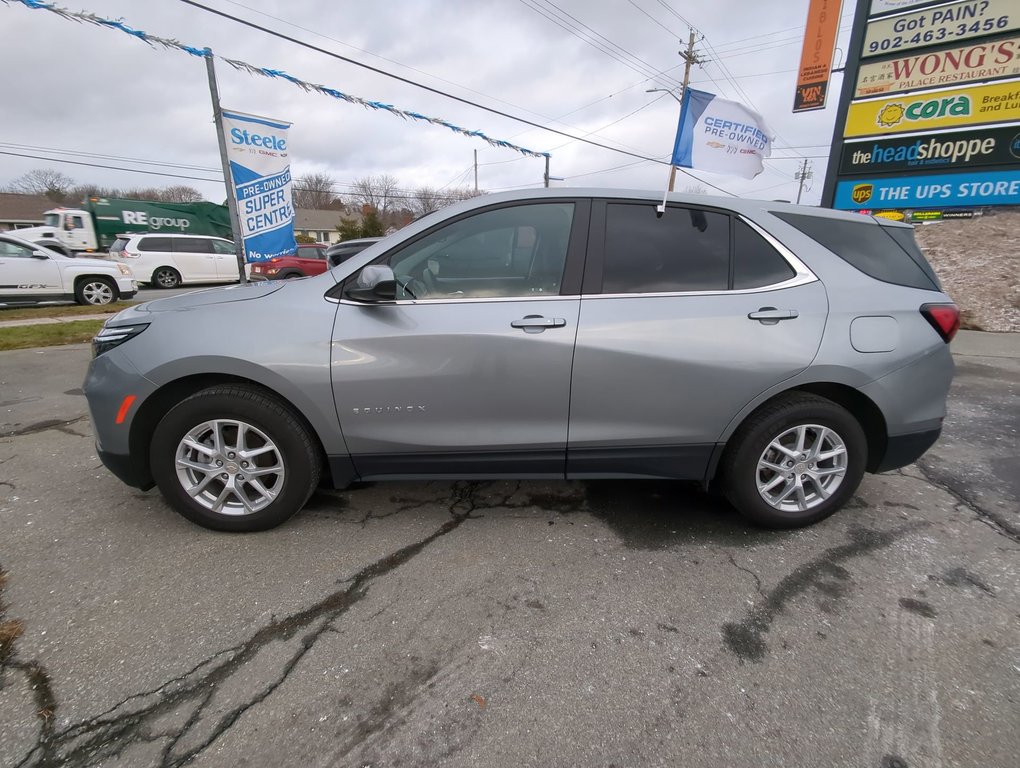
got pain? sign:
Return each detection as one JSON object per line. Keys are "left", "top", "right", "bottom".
{"left": 834, "top": 169, "right": 1020, "bottom": 208}
{"left": 220, "top": 109, "right": 297, "bottom": 263}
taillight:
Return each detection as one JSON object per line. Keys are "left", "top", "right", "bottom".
{"left": 122, "top": 250, "right": 140, "bottom": 259}
{"left": 920, "top": 303, "right": 960, "bottom": 343}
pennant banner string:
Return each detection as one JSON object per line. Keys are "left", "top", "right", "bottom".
{"left": 4, "top": 0, "right": 550, "bottom": 159}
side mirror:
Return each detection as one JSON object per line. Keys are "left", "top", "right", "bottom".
{"left": 31, "top": 250, "right": 50, "bottom": 259}
{"left": 345, "top": 265, "right": 397, "bottom": 303}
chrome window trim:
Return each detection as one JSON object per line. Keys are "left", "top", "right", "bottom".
{"left": 328, "top": 212, "right": 817, "bottom": 305}
{"left": 335, "top": 293, "right": 573, "bottom": 307}
{"left": 586, "top": 214, "right": 817, "bottom": 300}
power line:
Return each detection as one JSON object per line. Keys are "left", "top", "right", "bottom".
{"left": 517, "top": 0, "right": 684, "bottom": 90}
{"left": 0, "top": 149, "right": 483, "bottom": 203}
{"left": 175, "top": 0, "right": 672, "bottom": 166}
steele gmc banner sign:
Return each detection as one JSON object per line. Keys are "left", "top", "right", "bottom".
{"left": 834, "top": 168, "right": 1020, "bottom": 207}
{"left": 855, "top": 35, "right": 1020, "bottom": 97}
{"left": 844, "top": 80, "right": 1020, "bottom": 137}
{"left": 863, "top": 0, "right": 1020, "bottom": 58}
{"left": 840, "top": 125, "right": 1020, "bottom": 173}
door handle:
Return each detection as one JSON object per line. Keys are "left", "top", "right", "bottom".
{"left": 748, "top": 307, "right": 799, "bottom": 324}
{"left": 511, "top": 315, "right": 567, "bottom": 333}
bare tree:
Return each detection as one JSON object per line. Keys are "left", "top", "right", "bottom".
{"left": 68, "top": 183, "right": 118, "bottom": 201}
{"left": 7, "top": 168, "right": 76, "bottom": 201}
{"left": 292, "top": 172, "right": 338, "bottom": 210}
{"left": 159, "top": 185, "right": 205, "bottom": 203}
{"left": 681, "top": 184, "right": 707, "bottom": 195}
{"left": 409, "top": 186, "right": 445, "bottom": 217}
{"left": 350, "top": 174, "right": 400, "bottom": 214}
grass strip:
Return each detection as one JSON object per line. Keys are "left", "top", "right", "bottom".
{"left": 0, "top": 302, "right": 133, "bottom": 321}
{"left": 0, "top": 319, "right": 105, "bottom": 352}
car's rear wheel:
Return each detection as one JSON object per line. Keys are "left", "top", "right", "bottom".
{"left": 74, "top": 276, "right": 117, "bottom": 306}
{"left": 720, "top": 394, "right": 867, "bottom": 528}
{"left": 152, "top": 266, "right": 181, "bottom": 289}
{"left": 150, "top": 385, "right": 320, "bottom": 532}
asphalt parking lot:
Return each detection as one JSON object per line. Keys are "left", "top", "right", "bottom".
{"left": 1, "top": 332, "right": 1018, "bottom": 768}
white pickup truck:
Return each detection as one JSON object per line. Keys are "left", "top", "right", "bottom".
{"left": 0, "top": 231, "right": 137, "bottom": 306}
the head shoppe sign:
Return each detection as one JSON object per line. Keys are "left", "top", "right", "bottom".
{"left": 820, "top": 0, "right": 1020, "bottom": 212}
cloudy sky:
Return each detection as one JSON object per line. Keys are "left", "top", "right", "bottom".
{"left": 0, "top": 0, "right": 857, "bottom": 206}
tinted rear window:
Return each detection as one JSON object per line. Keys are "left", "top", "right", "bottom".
{"left": 110, "top": 238, "right": 128, "bottom": 254}
{"left": 603, "top": 204, "right": 729, "bottom": 293}
{"left": 733, "top": 220, "right": 795, "bottom": 289}
{"left": 773, "top": 212, "right": 938, "bottom": 291}
{"left": 173, "top": 238, "right": 213, "bottom": 253}
{"left": 137, "top": 236, "right": 172, "bottom": 252}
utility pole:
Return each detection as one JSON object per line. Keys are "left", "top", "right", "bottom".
{"left": 473, "top": 149, "right": 478, "bottom": 193}
{"left": 544, "top": 155, "right": 550, "bottom": 188}
{"left": 795, "top": 158, "right": 813, "bottom": 204}
{"left": 667, "top": 28, "right": 707, "bottom": 192}
{"left": 204, "top": 49, "right": 247, "bottom": 284}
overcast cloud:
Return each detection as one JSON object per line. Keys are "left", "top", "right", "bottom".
{"left": 0, "top": 0, "right": 855, "bottom": 205}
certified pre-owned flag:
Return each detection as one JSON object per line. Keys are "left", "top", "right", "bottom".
{"left": 671, "top": 89, "right": 773, "bottom": 180}
{"left": 221, "top": 109, "right": 297, "bottom": 263}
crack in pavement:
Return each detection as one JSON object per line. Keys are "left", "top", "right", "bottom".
{"left": 3, "top": 417, "right": 90, "bottom": 439}
{"left": 0, "top": 567, "right": 58, "bottom": 768}
{"left": 10, "top": 480, "right": 493, "bottom": 768}
{"left": 726, "top": 554, "right": 767, "bottom": 601}
{"left": 720, "top": 523, "right": 926, "bottom": 663}
{"left": 913, "top": 459, "right": 1020, "bottom": 544}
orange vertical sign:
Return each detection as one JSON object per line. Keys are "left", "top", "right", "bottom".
{"left": 794, "top": 0, "right": 843, "bottom": 112}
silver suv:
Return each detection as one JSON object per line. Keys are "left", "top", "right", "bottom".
{"left": 83, "top": 190, "right": 957, "bottom": 532}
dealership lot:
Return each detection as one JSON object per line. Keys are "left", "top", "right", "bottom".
{"left": 1, "top": 334, "right": 1018, "bottom": 767}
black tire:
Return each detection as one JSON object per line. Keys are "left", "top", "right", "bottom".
{"left": 152, "top": 266, "right": 181, "bottom": 289}
{"left": 282, "top": 271, "right": 303, "bottom": 279}
{"left": 74, "top": 276, "right": 118, "bottom": 306}
{"left": 150, "top": 385, "right": 321, "bottom": 532}
{"left": 720, "top": 393, "right": 867, "bottom": 529}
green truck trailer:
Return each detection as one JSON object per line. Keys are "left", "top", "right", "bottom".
{"left": 15, "top": 197, "right": 233, "bottom": 256}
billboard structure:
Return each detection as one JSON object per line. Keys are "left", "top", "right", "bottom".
{"left": 820, "top": 0, "right": 1020, "bottom": 213}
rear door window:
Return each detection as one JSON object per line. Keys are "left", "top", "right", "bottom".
{"left": 602, "top": 204, "right": 729, "bottom": 293}
{"left": 173, "top": 238, "right": 213, "bottom": 253}
{"left": 733, "top": 220, "right": 795, "bottom": 289}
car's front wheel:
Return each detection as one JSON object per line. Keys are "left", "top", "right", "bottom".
{"left": 150, "top": 385, "right": 321, "bottom": 531}
{"left": 75, "top": 276, "right": 117, "bottom": 306}
{"left": 720, "top": 394, "right": 867, "bottom": 528}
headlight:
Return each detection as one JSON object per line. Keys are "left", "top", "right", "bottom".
{"left": 117, "top": 263, "right": 133, "bottom": 276}
{"left": 92, "top": 323, "right": 149, "bottom": 358}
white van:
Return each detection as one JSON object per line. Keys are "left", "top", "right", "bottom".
{"left": 109, "top": 234, "right": 239, "bottom": 288}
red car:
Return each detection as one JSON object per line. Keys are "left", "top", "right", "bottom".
{"left": 249, "top": 243, "right": 329, "bottom": 280}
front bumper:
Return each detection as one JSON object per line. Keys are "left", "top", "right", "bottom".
{"left": 96, "top": 445, "right": 154, "bottom": 490}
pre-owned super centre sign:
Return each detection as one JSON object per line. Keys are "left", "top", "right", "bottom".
{"left": 863, "top": 0, "right": 1020, "bottom": 58}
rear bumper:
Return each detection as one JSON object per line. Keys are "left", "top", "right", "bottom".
{"left": 872, "top": 426, "right": 941, "bottom": 473}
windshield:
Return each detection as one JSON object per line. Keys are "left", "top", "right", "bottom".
{"left": 44, "top": 213, "right": 60, "bottom": 228}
